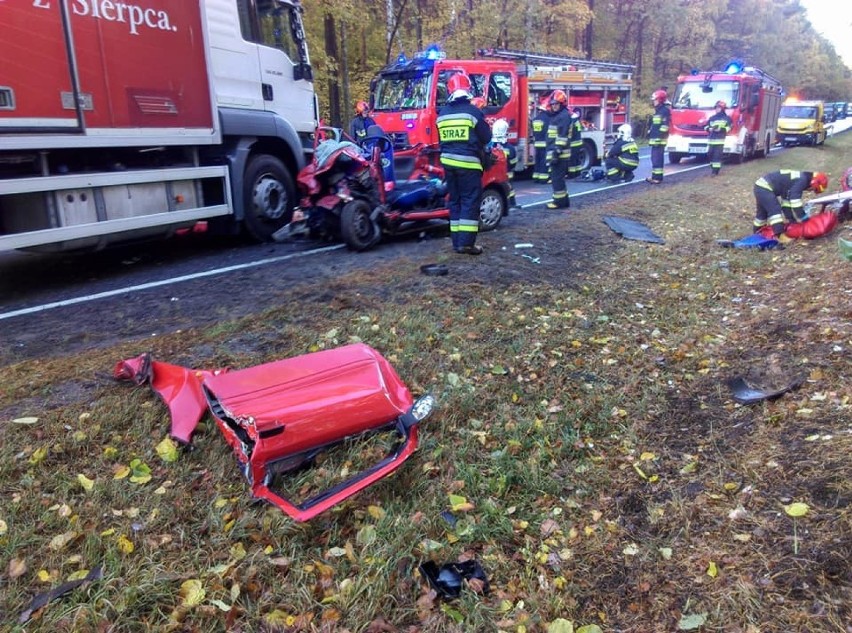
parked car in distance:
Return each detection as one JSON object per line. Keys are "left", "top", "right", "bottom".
{"left": 834, "top": 102, "right": 848, "bottom": 120}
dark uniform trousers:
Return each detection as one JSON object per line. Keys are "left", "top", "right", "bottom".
{"left": 445, "top": 167, "right": 482, "bottom": 249}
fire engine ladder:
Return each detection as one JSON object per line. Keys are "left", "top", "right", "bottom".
{"left": 477, "top": 48, "right": 634, "bottom": 74}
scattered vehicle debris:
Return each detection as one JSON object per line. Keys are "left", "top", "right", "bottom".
{"left": 19, "top": 566, "right": 103, "bottom": 624}
{"left": 602, "top": 216, "right": 665, "bottom": 244}
{"left": 727, "top": 375, "right": 804, "bottom": 405}
{"left": 115, "top": 344, "right": 434, "bottom": 521}
{"left": 418, "top": 559, "right": 490, "bottom": 599}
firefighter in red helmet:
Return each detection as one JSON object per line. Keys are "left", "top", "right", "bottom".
{"left": 349, "top": 100, "right": 376, "bottom": 143}
{"left": 753, "top": 170, "right": 828, "bottom": 242}
{"left": 545, "top": 89, "right": 572, "bottom": 209}
{"left": 705, "top": 100, "right": 733, "bottom": 176}
{"left": 531, "top": 97, "right": 551, "bottom": 182}
{"left": 645, "top": 89, "right": 670, "bottom": 184}
{"left": 436, "top": 72, "right": 492, "bottom": 255}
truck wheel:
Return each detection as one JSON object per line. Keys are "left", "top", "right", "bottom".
{"left": 243, "top": 155, "right": 295, "bottom": 242}
{"left": 668, "top": 152, "right": 683, "bottom": 164}
{"left": 759, "top": 133, "right": 771, "bottom": 158}
{"left": 576, "top": 140, "right": 596, "bottom": 171}
{"left": 340, "top": 199, "right": 381, "bottom": 251}
{"left": 478, "top": 187, "right": 505, "bottom": 231}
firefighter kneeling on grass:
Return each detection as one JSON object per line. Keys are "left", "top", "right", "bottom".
{"left": 437, "top": 72, "right": 492, "bottom": 255}
{"left": 605, "top": 124, "right": 639, "bottom": 182}
{"left": 753, "top": 169, "right": 829, "bottom": 243}
{"left": 545, "top": 90, "right": 572, "bottom": 209}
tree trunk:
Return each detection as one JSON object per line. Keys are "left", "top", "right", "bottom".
{"left": 341, "top": 22, "right": 351, "bottom": 121}
{"left": 585, "top": 0, "right": 595, "bottom": 59}
{"left": 324, "top": 13, "right": 341, "bottom": 126}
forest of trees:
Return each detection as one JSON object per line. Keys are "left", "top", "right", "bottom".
{"left": 301, "top": 0, "right": 852, "bottom": 127}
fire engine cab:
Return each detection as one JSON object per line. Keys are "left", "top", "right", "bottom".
{"left": 666, "top": 60, "right": 784, "bottom": 164}
{"left": 369, "top": 47, "right": 633, "bottom": 173}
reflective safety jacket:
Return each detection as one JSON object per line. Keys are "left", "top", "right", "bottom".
{"left": 648, "top": 104, "right": 670, "bottom": 145}
{"left": 437, "top": 99, "right": 492, "bottom": 170}
{"left": 349, "top": 115, "right": 376, "bottom": 142}
{"left": 705, "top": 111, "right": 732, "bottom": 143}
{"left": 607, "top": 138, "right": 640, "bottom": 167}
{"left": 546, "top": 106, "right": 572, "bottom": 160}
{"left": 755, "top": 170, "right": 814, "bottom": 220}
{"left": 532, "top": 110, "right": 550, "bottom": 148}
{"left": 569, "top": 116, "right": 584, "bottom": 149}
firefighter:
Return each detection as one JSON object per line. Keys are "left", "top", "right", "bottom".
{"left": 645, "top": 89, "right": 670, "bottom": 184}
{"left": 605, "top": 124, "right": 640, "bottom": 182}
{"left": 531, "top": 97, "right": 551, "bottom": 182}
{"left": 567, "top": 107, "right": 585, "bottom": 179}
{"left": 705, "top": 100, "right": 733, "bottom": 176}
{"left": 753, "top": 170, "right": 828, "bottom": 241}
{"left": 349, "top": 101, "right": 376, "bottom": 143}
{"left": 492, "top": 118, "right": 521, "bottom": 211}
{"left": 437, "top": 72, "right": 492, "bottom": 255}
{"left": 545, "top": 90, "right": 572, "bottom": 209}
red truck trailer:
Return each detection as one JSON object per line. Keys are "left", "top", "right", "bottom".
{"left": 666, "top": 61, "right": 784, "bottom": 164}
{"left": 369, "top": 47, "right": 633, "bottom": 173}
{"left": 0, "top": 0, "right": 318, "bottom": 252}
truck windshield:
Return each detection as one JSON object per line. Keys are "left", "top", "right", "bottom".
{"left": 779, "top": 105, "right": 817, "bottom": 119}
{"left": 372, "top": 72, "right": 432, "bottom": 112}
{"left": 253, "top": 0, "right": 310, "bottom": 67}
{"left": 673, "top": 81, "right": 739, "bottom": 109}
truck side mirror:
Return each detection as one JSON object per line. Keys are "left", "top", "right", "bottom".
{"left": 294, "top": 63, "right": 313, "bottom": 82}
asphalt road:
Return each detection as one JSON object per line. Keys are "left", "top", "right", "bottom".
{"left": 1, "top": 120, "right": 849, "bottom": 328}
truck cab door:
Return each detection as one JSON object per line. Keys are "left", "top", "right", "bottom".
{"left": 485, "top": 71, "right": 518, "bottom": 139}
{"left": 253, "top": 1, "right": 316, "bottom": 132}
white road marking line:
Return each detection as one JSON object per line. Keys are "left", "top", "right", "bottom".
{"left": 0, "top": 243, "right": 346, "bottom": 321}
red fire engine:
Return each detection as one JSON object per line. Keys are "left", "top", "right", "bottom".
{"left": 666, "top": 60, "right": 784, "bottom": 164}
{"left": 369, "top": 47, "right": 633, "bottom": 173}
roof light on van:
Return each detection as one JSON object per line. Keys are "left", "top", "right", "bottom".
{"left": 415, "top": 45, "right": 445, "bottom": 61}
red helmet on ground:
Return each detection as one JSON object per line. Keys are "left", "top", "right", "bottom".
{"left": 447, "top": 72, "right": 473, "bottom": 101}
{"left": 810, "top": 171, "right": 828, "bottom": 194}
{"left": 715, "top": 100, "right": 727, "bottom": 109}
{"left": 470, "top": 96, "right": 486, "bottom": 109}
{"left": 355, "top": 101, "right": 369, "bottom": 114}
{"left": 550, "top": 90, "right": 568, "bottom": 107}
{"left": 652, "top": 89, "right": 667, "bottom": 105}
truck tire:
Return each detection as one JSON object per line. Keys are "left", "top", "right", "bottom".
{"left": 576, "top": 139, "right": 596, "bottom": 171}
{"left": 243, "top": 154, "right": 295, "bottom": 242}
{"left": 478, "top": 187, "right": 505, "bottom": 231}
{"left": 340, "top": 199, "right": 381, "bottom": 251}
{"left": 668, "top": 152, "right": 683, "bottom": 165}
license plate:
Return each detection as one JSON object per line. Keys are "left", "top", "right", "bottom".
{"left": 689, "top": 146, "right": 708, "bottom": 154}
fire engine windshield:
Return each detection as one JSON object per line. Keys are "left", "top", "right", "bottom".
{"left": 372, "top": 72, "right": 432, "bottom": 111}
{"left": 779, "top": 105, "right": 818, "bottom": 119}
{"left": 673, "top": 81, "right": 739, "bottom": 109}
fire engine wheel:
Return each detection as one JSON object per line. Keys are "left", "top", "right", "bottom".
{"left": 243, "top": 154, "right": 295, "bottom": 242}
{"left": 668, "top": 152, "right": 684, "bottom": 165}
{"left": 576, "top": 139, "right": 596, "bottom": 172}
{"left": 478, "top": 187, "right": 505, "bottom": 232}
{"left": 340, "top": 199, "right": 381, "bottom": 251}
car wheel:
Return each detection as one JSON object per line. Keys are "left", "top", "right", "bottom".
{"left": 242, "top": 154, "right": 295, "bottom": 242}
{"left": 340, "top": 199, "right": 381, "bottom": 251}
{"left": 478, "top": 187, "right": 505, "bottom": 231}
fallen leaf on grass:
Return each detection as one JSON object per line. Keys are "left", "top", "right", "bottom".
{"left": 156, "top": 437, "right": 179, "bottom": 463}
{"left": 179, "top": 579, "right": 205, "bottom": 607}
{"left": 784, "top": 502, "right": 809, "bottom": 517}
{"left": 706, "top": 561, "right": 718, "bottom": 578}
{"left": 678, "top": 612, "right": 708, "bottom": 630}
{"left": 547, "top": 618, "right": 575, "bottom": 632}
{"left": 77, "top": 474, "right": 94, "bottom": 492}
{"left": 8, "top": 557, "right": 27, "bottom": 579}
